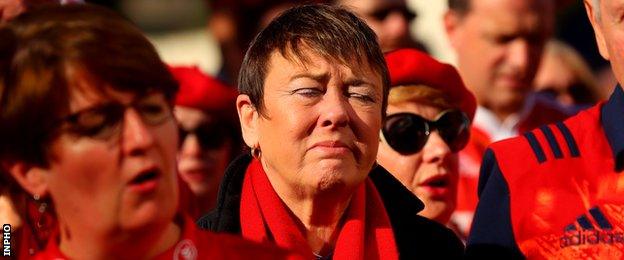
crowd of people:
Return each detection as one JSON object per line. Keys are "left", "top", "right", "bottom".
{"left": 1, "top": 0, "right": 622, "bottom": 259}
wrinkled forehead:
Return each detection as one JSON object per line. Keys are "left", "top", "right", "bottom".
{"left": 270, "top": 44, "right": 382, "bottom": 83}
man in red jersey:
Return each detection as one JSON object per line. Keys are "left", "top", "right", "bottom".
{"left": 465, "top": 0, "right": 624, "bottom": 258}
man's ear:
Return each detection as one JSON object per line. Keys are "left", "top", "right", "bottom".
{"left": 584, "top": 0, "right": 609, "bottom": 60}
{"left": 236, "top": 94, "right": 260, "bottom": 149}
{"left": 5, "top": 162, "right": 49, "bottom": 197}
{"left": 444, "top": 10, "right": 463, "bottom": 50}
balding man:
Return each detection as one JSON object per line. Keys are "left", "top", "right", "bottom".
{"left": 465, "top": 0, "right": 624, "bottom": 258}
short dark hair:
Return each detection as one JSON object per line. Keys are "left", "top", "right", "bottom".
{"left": 238, "top": 4, "right": 389, "bottom": 116}
{"left": 448, "top": 0, "right": 470, "bottom": 15}
{"left": 0, "top": 4, "right": 178, "bottom": 166}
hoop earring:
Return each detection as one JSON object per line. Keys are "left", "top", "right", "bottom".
{"left": 251, "top": 146, "right": 261, "bottom": 159}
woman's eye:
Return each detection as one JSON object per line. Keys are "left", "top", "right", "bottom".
{"left": 348, "top": 92, "right": 375, "bottom": 102}
{"left": 294, "top": 88, "right": 323, "bottom": 97}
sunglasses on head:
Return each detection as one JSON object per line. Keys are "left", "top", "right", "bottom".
{"left": 178, "top": 123, "right": 227, "bottom": 150}
{"left": 57, "top": 92, "right": 172, "bottom": 140}
{"left": 369, "top": 5, "right": 417, "bottom": 22}
{"left": 381, "top": 110, "right": 470, "bottom": 155}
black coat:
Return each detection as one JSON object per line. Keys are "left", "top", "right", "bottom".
{"left": 197, "top": 154, "right": 464, "bottom": 259}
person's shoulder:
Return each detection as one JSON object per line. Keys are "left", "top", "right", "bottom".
{"left": 400, "top": 215, "right": 464, "bottom": 259}
{"left": 489, "top": 104, "right": 599, "bottom": 166}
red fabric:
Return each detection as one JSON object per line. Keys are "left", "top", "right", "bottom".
{"left": 34, "top": 215, "right": 293, "bottom": 259}
{"left": 384, "top": 48, "right": 477, "bottom": 121}
{"left": 169, "top": 66, "right": 238, "bottom": 112}
{"left": 455, "top": 99, "right": 570, "bottom": 237}
{"left": 487, "top": 102, "right": 624, "bottom": 258}
{"left": 240, "top": 158, "right": 399, "bottom": 259}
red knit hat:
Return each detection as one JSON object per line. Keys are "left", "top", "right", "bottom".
{"left": 384, "top": 48, "right": 477, "bottom": 121}
{"left": 170, "top": 66, "right": 238, "bottom": 112}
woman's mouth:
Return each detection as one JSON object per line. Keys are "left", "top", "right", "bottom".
{"left": 419, "top": 175, "right": 450, "bottom": 198}
{"left": 310, "top": 140, "right": 353, "bottom": 157}
{"left": 128, "top": 168, "right": 161, "bottom": 193}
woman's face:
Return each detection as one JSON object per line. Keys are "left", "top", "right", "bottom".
{"left": 248, "top": 48, "right": 383, "bottom": 196}
{"left": 376, "top": 102, "right": 459, "bottom": 224}
{"left": 42, "top": 77, "right": 179, "bottom": 235}
{"left": 174, "top": 106, "right": 231, "bottom": 197}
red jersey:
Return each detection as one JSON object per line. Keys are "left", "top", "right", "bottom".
{"left": 466, "top": 86, "right": 624, "bottom": 258}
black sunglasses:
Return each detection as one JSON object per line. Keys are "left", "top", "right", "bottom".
{"left": 56, "top": 92, "right": 173, "bottom": 140}
{"left": 381, "top": 110, "right": 470, "bottom": 155}
{"left": 178, "top": 123, "right": 228, "bottom": 150}
{"left": 369, "top": 5, "right": 417, "bottom": 22}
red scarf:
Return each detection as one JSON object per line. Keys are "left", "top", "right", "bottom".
{"left": 240, "top": 159, "right": 399, "bottom": 259}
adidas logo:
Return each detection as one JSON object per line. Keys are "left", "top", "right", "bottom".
{"left": 559, "top": 206, "right": 624, "bottom": 248}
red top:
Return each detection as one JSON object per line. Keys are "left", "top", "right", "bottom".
{"left": 33, "top": 215, "right": 294, "bottom": 259}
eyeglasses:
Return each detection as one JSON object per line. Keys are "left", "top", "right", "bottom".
{"left": 381, "top": 110, "right": 470, "bottom": 155}
{"left": 56, "top": 92, "right": 173, "bottom": 140}
{"left": 368, "top": 5, "right": 417, "bottom": 22}
{"left": 178, "top": 123, "right": 227, "bottom": 150}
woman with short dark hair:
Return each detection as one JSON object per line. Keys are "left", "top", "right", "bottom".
{"left": 198, "top": 4, "right": 464, "bottom": 259}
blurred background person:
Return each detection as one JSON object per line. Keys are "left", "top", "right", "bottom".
{"left": 0, "top": 0, "right": 82, "bottom": 23}
{"left": 533, "top": 39, "right": 604, "bottom": 112}
{"left": 444, "top": 0, "right": 569, "bottom": 235}
{"left": 378, "top": 48, "right": 476, "bottom": 241}
{"left": 466, "top": 0, "right": 624, "bottom": 257}
{"left": 207, "top": 0, "right": 328, "bottom": 85}
{"left": 337, "top": 0, "right": 427, "bottom": 52}
{"left": 0, "top": 4, "right": 291, "bottom": 259}
{"left": 170, "top": 65, "right": 241, "bottom": 218}
{"left": 198, "top": 4, "right": 464, "bottom": 259}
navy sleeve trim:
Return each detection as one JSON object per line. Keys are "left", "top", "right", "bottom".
{"left": 539, "top": 125, "right": 563, "bottom": 159}
{"left": 524, "top": 131, "right": 546, "bottom": 163}
{"left": 466, "top": 148, "right": 524, "bottom": 259}
{"left": 555, "top": 121, "right": 580, "bottom": 157}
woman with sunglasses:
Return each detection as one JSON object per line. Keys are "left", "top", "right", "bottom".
{"left": 377, "top": 48, "right": 477, "bottom": 240}
{"left": 0, "top": 4, "right": 294, "bottom": 259}
{"left": 170, "top": 66, "right": 241, "bottom": 218}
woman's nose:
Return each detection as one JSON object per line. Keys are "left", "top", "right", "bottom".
{"left": 121, "top": 109, "right": 156, "bottom": 156}
{"left": 319, "top": 90, "right": 350, "bottom": 129}
{"left": 422, "top": 131, "right": 452, "bottom": 163}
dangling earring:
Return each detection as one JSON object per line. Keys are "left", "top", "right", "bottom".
{"left": 29, "top": 194, "right": 55, "bottom": 251}
{"left": 250, "top": 146, "right": 261, "bottom": 159}
{"left": 32, "top": 194, "right": 51, "bottom": 229}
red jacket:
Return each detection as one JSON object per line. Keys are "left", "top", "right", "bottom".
{"left": 466, "top": 86, "right": 624, "bottom": 258}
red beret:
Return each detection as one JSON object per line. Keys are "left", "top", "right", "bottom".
{"left": 385, "top": 48, "right": 477, "bottom": 121}
{"left": 170, "top": 66, "right": 238, "bottom": 112}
